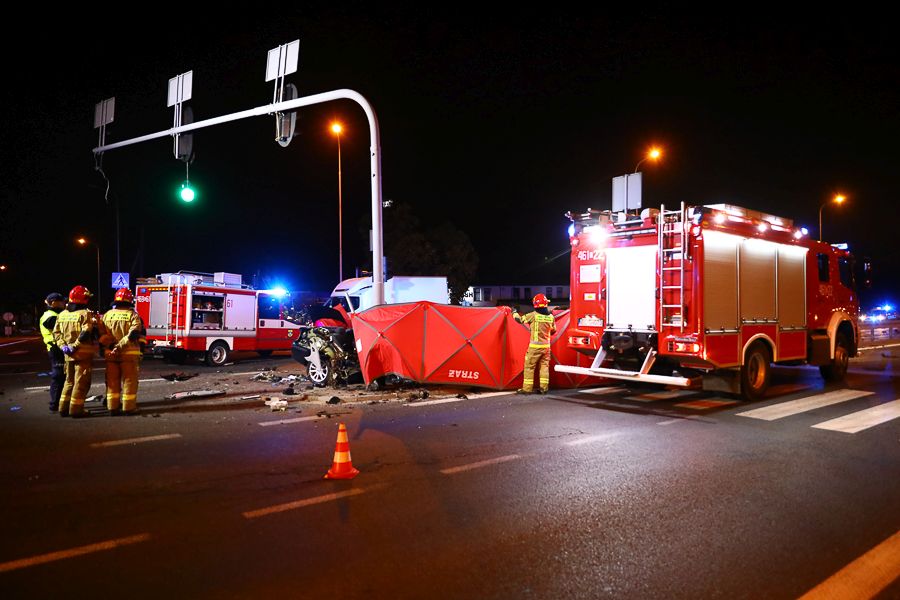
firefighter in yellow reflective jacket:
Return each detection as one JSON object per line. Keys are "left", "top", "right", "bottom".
{"left": 517, "top": 293, "right": 557, "bottom": 394}
{"left": 99, "top": 288, "right": 144, "bottom": 415}
{"left": 52, "top": 285, "right": 99, "bottom": 417}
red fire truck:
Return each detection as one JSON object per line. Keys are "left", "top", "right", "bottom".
{"left": 556, "top": 203, "right": 859, "bottom": 399}
{"left": 135, "top": 271, "right": 301, "bottom": 366}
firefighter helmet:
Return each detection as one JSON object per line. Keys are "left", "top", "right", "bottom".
{"left": 68, "top": 285, "right": 92, "bottom": 304}
{"left": 532, "top": 293, "right": 549, "bottom": 308}
{"left": 114, "top": 288, "right": 133, "bottom": 303}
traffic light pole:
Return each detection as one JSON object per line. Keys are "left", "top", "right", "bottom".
{"left": 91, "top": 89, "right": 385, "bottom": 305}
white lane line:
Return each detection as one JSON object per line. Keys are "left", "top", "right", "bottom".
{"left": 90, "top": 434, "right": 182, "bottom": 448}
{"left": 243, "top": 488, "right": 367, "bottom": 519}
{"left": 625, "top": 390, "right": 697, "bottom": 402}
{"left": 798, "top": 529, "right": 900, "bottom": 600}
{"left": 0, "top": 361, "right": 40, "bottom": 366}
{"left": 657, "top": 418, "right": 686, "bottom": 426}
{"left": 0, "top": 339, "right": 33, "bottom": 348}
{"left": 565, "top": 433, "right": 619, "bottom": 446}
{"left": 258, "top": 415, "right": 323, "bottom": 427}
{"left": 440, "top": 454, "right": 520, "bottom": 475}
{"left": 576, "top": 386, "right": 625, "bottom": 395}
{"left": 736, "top": 389, "right": 875, "bottom": 421}
{"left": 675, "top": 399, "right": 738, "bottom": 410}
{"left": 406, "top": 398, "right": 465, "bottom": 407}
{"left": 811, "top": 399, "right": 900, "bottom": 434}
{"left": 0, "top": 533, "right": 151, "bottom": 573}
{"left": 470, "top": 391, "right": 514, "bottom": 398}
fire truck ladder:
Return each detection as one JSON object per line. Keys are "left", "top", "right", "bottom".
{"left": 165, "top": 274, "right": 184, "bottom": 347}
{"left": 658, "top": 202, "right": 687, "bottom": 332}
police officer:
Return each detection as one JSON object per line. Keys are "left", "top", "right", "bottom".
{"left": 52, "top": 286, "right": 99, "bottom": 417}
{"left": 39, "top": 292, "right": 67, "bottom": 412}
{"left": 517, "top": 293, "right": 557, "bottom": 394}
{"left": 100, "top": 288, "right": 144, "bottom": 415}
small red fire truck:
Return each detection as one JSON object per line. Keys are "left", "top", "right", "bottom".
{"left": 135, "top": 271, "right": 301, "bottom": 366}
{"left": 556, "top": 203, "right": 859, "bottom": 399}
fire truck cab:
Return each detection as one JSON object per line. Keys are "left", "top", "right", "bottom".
{"left": 135, "top": 271, "right": 301, "bottom": 366}
{"left": 557, "top": 203, "right": 859, "bottom": 399}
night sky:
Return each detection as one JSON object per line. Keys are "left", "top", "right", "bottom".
{"left": 2, "top": 8, "right": 898, "bottom": 311}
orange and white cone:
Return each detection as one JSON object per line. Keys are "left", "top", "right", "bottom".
{"left": 324, "top": 422, "right": 360, "bottom": 480}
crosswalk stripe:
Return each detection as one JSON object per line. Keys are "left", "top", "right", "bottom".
{"left": 575, "top": 386, "right": 625, "bottom": 396}
{"left": 811, "top": 399, "right": 900, "bottom": 433}
{"left": 736, "top": 389, "right": 875, "bottom": 421}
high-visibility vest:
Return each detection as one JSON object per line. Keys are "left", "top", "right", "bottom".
{"left": 39, "top": 309, "right": 60, "bottom": 350}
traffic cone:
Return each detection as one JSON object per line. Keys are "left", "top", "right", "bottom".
{"left": 324, "top": 422, "right": 360, "bottom": 480}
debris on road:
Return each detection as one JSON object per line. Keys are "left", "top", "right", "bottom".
{"left": 284, "top": 384, "right": 296, "bottom": 395}
{"left": 10, "top": 406, "right": 21, "bottom": 411}
{"left": 165, "top": 390, "right": 227, "bottom": 401}
{"left": 240, "top": 394, "right": 261, "bottom": 400}
{"left": 327, "top": 396, "right": 341, "bottom": 405}
{"left": 264, "top": 398, "right": 288, "bottom": 411}
{"left": 456, "top": 393, "right": 468, "bottom": 399}
{"left": 161, "top": 372, "right": 198, "bottom": 382}
{"left": 88, "top": 395, "right": 105, "bottom": 403}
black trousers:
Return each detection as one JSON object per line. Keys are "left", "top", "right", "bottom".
{"left": 47, "top": 347, "right": 65, "bottom": 411}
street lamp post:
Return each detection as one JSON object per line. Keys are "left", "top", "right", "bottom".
{"left": 77, "top": 238, "right": 102, "bottom": 309}
{"left": 331, "top": 122, "right": 344, "bottom": 282}
{"left": 818, "top": 194, "right": 846, "bottom": 242}
{"left": 634, "top": 147, "right": 662, "bottom": 173}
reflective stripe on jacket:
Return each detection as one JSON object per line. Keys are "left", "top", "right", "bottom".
{"left": 521, "top": 311, "right": 556, "bottom": 347}
{"left": 100, "top": 308, "right": 144, "bottom": 360}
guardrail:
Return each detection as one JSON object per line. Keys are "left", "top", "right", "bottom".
{"left": 859, "top": 318, "right": 900, "bottom": 349}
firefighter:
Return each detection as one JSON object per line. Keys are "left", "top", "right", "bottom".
{"left": 517, "top": 293, "right": 557, "bottom": 394}
{"left": 39, "top": 292, "right": 67, "bottom": 412}
{"left": 52, "top": 285, "right": 99, "bottom": 417}
{"left": 99, "top": 288, "right": 144, "bottom": 415}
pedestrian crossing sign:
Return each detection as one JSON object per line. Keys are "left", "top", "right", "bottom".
{"left": 111, "top": 272, "right": 130, "bottom": 289}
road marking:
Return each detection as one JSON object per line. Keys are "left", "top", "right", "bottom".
{"left": 0, "top": 339, "right": 32, "bottom": 348}
{"left": 799, "top": 529, "right": 900, "bottom": 600}
{"left": 440, "top": 454, "right": 520, "bottom": 474}
{"left": 90, "top": 434, "right": 182, "bottom": 448}
{"left": 625, "top": 390, "right": 697, "bottom": 402}
{"left": 0, "top": 361, "right": 40, "bottom": 366}
{"left": 26, "top": 376, "right": 168, "bottom": 392}
{"left": 736, "top": 389, "right": 875, "bottom": 421}
{"left": 575, "top": 386, "right": 625, "bottom": 395}
{"left": 7, "top": 350, "right": 29, "bottom": 355}
{"left": 243, "top": 488, "right": 367, "bottom": 519}
{"left": 470, "top": 391, "right": 514, "bottom": 398}
{"left": 258, "top": 415, "right": 323, "bottom": 427}
{"left": 811, "top": 399, "right": 900, "bottom": 434}
{"left": 565, "top": 433, "right": 619, "bottom": 446}
{"left": 657, "top": 418, "right": 686, "bottom": 426}
{"left": 675, "top": 399, "right": 738, "bottom": 410}
{"left": 406, "top": 397, "right": 465, "bottom": 407}
{"left": 0, "top": 533, "right": 151, "bottom": 573}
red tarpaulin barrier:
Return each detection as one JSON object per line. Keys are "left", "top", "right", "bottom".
{"left": 351, "top": 302, "right": 606, "bottom": 390}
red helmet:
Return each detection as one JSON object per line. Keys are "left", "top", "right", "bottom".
{"left": 114, "top": 288, "right": 133, "bottom": 303}
{"left": 532, "top": 293, "right": 549, "bottom": 308}
{"left": 69, "top": 285, "right": 93, "bottom": 304}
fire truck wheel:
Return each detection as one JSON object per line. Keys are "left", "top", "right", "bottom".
{"left": 740, "top": 342, "right": 771, "bottom": 401}
{"left": 205, "top": 341, "right": 230, "bottom": 367}
{"left": 820, "top": 332, "right": 850, "bottom": 383}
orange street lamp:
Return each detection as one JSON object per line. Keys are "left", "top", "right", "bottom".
{"left": 76, "top": 237, "right": 101, "bottom": 308}
{"left": 634, "top": 147, "right": 663, "bottom": 173}
{"left": 330, "top": 121, "right": 344, "bottom": 282}
{"left": 0, "top": 264, "right": 6, "bottom": 271}
{"left": 818, "top": 194, "right": 846, "bottom": 242}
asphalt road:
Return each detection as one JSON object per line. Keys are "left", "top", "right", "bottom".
{"left": 1, "top": 336, "right": 898, "bottom": 599}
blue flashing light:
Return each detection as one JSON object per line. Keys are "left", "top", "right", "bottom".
{"left": 567, "top": 223, "right": 576, "bottom": 238}
{"left": 800, "top": 227, "right": 809, "bottom": 236}
{"left": 270, "top": 287, "right": 288, "bottom": 298}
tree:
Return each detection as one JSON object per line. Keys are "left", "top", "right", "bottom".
{"left": 381, "top": 203, "right": 479, "bottom": 304}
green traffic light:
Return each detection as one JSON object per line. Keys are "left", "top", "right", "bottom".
{"left": 180, "top": 181, "right": 195, "bottom": 203}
